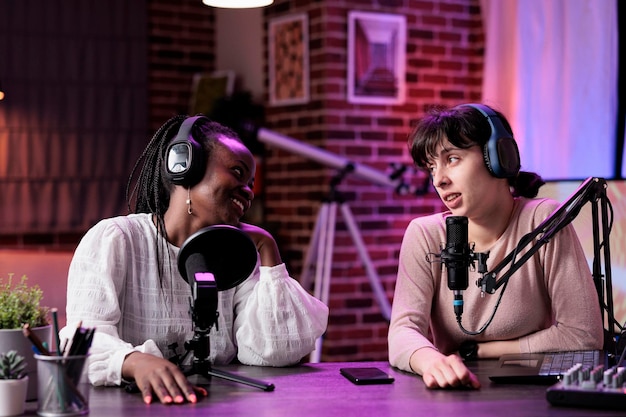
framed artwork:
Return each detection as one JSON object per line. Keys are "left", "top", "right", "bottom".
{"left": 347, "top": 11, "right": 406, "bottom": 105}
{"left": 268, "top": 13, "right": 309, "bottom": 106}
{"left": 189, "top": 70, "right": 236, "bottom": 116}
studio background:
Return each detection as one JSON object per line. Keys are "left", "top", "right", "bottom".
{"left": 0, "top": 0, "right": 622, "bottom": 362}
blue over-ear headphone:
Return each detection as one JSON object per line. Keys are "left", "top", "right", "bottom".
{"left": 163, "top": 116, "right": 208, "bottom": 187}
{"left": 457, "top": 103, "right": 521, "bottom": 179}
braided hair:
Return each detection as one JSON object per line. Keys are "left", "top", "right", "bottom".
{"left": 125, "top": 115, "right": 243, "bottom": 281}
{"left": 126, "top": 115, "right": 184, "bottom": 236}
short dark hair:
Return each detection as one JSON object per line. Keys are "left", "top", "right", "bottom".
{"left": 408, "top": 105, "right": 512, "bottom": 170}
{"left": 407, "top": 104, "right": 543, "bottom": 198}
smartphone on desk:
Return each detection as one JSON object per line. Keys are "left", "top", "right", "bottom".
{"left": 340, "top": 367, "right": 395, "bottom": 385}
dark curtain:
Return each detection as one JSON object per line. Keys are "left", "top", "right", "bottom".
{"left": 0, "top": 0, "right": 148, "bottom": 234}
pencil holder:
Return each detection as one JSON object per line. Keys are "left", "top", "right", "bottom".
{"left": 34, "top": 354, "right": 89, "bottom": 416}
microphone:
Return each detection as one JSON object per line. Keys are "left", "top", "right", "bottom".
{"left": 442, "top": 216, "right": 470, "bottom": 320}
{"left": 177, "top": 225, "right": 258, "bottom": 330}
{"left": 177, "top": 225, "right": 257, "bottom": 290}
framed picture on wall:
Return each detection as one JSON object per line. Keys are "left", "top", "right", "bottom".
{"left": 347, "top": 11, "right": 406, "bottom": 105}
{"left": 188, "top": 70, "right": 236, "bottom": 116}
{"left": 268, "top": 13, "right": 310, "bottom": 106}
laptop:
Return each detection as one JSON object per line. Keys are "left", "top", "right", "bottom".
{"left": 488, "top": 350, "right": 607, "bottom": 384}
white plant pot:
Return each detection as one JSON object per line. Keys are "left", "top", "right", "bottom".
{"left": 0, "top": 325, "right": 52, "bottom": 401}
{"left": 0, "top": 376, "right": 29, "bottom": 416}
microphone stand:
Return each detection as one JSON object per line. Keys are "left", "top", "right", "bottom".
{"left": 178, "top": 274, "right": 275, "bottom": 392}
{"left": 475, "top": 177, "right": 618, "bottom": 349}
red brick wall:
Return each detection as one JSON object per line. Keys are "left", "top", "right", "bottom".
{"left": 148, "top": 0, "right": 216, "bottom": 132}
{"left": 262, "top": 0, "right": 483, "bottom": 361}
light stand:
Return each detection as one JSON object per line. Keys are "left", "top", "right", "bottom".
{"left": 467, "top": 177, "right": 618, "bottom": 350}
{"left": 255, "top": 128, "right": 428, "bottom": 362}
{"left": 177, "top": 226, "right": 275, "bottom": 391}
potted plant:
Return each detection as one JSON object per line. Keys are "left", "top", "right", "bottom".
{"left": 0, "top": 350, "right": 29, "bottom": 416}
{"left": 0, "top": 273, "right": 51, "bottom": 401}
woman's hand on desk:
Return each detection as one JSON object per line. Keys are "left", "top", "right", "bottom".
{"left": 409, "top": 347, "right": 481, "bottom": 390}
{"left": 122, "top": 352, "right": 208, "bottom": 405}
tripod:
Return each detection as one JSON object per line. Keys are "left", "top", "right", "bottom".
{"left": 178, "top": 301, "right": 275, "bottom": 391}
{"left": 301, "top": 167, "right": 392, "bottom": 363}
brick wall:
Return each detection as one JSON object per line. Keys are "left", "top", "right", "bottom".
{"left": 148, "top": 0, "right": 216, "bottom": 132}
{"left": 262, "top": 0, "right": 483, "bottom": 361}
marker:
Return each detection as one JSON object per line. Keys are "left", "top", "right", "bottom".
{"left": 22, "top": 323, "right": 51, "bottom": 356}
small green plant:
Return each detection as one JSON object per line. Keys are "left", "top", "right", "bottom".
{"left": 0, "top": 350, "right": 27, "bottom": 379}
{"left": 0, "top": 273, "right": 49, "bottom": 329}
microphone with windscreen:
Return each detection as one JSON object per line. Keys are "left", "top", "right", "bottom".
{"left": 177, "top": 225, "right": 257, "bottom": 330}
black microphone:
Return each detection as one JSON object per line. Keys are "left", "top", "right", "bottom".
{"left": 442, "top": 216, "right": 470, "bottom": 320}
{"left": 178, "top": 225, "right": 257, "bottom": 291}
{"left": 178, "top": 225, "right": 257, "bottom": 330}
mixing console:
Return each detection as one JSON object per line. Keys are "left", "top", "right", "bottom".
{"left": 546, "top": 363, "right": 626, "bottom": 410}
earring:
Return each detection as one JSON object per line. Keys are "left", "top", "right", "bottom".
{"left": 186, "top": 188, "right": 192, "bottom": 215}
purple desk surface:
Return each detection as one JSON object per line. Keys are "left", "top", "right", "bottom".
{"left": 24, "top": 360, "right": 625, "bottom": 416}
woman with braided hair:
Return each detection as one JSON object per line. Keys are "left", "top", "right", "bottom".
{"left": 60, "top": 115, "right": 329, "bottom": 405}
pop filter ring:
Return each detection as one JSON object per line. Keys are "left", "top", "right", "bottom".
{"left": 177, "top": 225, "right": 257, "bottom": 291}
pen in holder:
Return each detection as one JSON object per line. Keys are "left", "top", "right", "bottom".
{"left": 34, "top": 354, "right": 89, "bottom": 417}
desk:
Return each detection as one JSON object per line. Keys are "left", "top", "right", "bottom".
{"left": 24, "top": 360, "right": 625, "bottom": 416}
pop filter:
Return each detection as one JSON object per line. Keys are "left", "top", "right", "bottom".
{"left": 177, "top": 225, "right": 257, "bottom": 291}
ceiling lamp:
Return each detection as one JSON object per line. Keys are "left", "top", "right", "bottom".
{"left": 202, "top": 0, "right": 273, "bottom": 8}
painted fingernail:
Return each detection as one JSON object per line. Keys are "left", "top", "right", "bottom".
{"left": 174, "top": 395, "right": 184, "bottom": 403}
{"left": 144, "top": 395, "right": 152, "bottom": 404}
{"left": 189, "top": 394, "right": 197, "bottom": 403}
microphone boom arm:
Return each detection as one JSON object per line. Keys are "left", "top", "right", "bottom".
{"left": 476, "top": 177, "right": 616, "bottom": 334}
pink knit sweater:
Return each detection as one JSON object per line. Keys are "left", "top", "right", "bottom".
{"left": 388, "top": 197, "right": 604, "bottom": 373}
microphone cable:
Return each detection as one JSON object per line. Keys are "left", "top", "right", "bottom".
{"left": 455, "top": 244, "right": 522, "bottom": 336}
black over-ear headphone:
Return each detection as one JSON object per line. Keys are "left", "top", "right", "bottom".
{"left": 458, "top": 103, "right": 521, "bottom": 179}
{"left": 163, "top": 115, "right": 208, "bottom": 187}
